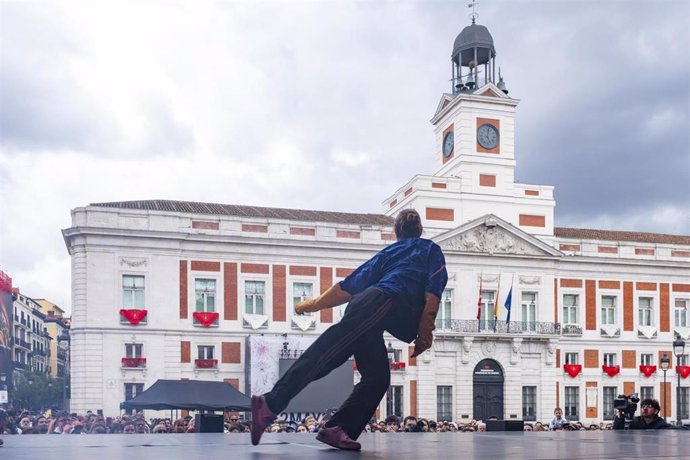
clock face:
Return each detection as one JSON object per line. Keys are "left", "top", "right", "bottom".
{"left": 477, "top": 124, "right": 499, "bottom": 150}
{"left": 442, "top": 131, "right": 454, "bottom": 157}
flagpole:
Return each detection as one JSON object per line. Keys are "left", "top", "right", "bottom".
{"left": 504, "top": 273, "right": 515, "bottom": 332}
{"left": 493, "top": 273, "right": 501, "bottom": 332}
{"left": 477, "top": 272, "right": 483, "bottom": 332}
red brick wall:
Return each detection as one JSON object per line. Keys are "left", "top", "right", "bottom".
{"left": 290, "top": 266, "right": 317, "bottom": 277}
{"left": 519, "top": 214, "right": 545, "bottom": 227}
{"left": 191, "top": 261, "right": 221, "bottom": 272}
{"left": 426, "top": 207, "right": 454, "bottom": 221}
{"left": 660, "top": 283, "right": 670, "bottom": 332}
{"left": 410, "top": 380, "right": 418, "bottom": 417}
{"left": 181, "top": 341, "right": 191, "bottom": 363}
{"left": 179, "top": 260, "right": 188, "bottom": 319}
{"left": 525, "top": 190, "right": 540, "bottom": 196}
{"left": 242, "top": 224, "right": 268, "bottom": 233}
{"left": 273, "top": 265, "right": 286, "bottom": 321}
{"left": 241, "top": 263, "right": 269, "bottom": 274}
{"left": 224, "top": 262, "right": 237, "bottom": 321}
{"left": 290, "top": 227, "right": 316, "bottom": 236}
{"left": 560, "top": 278, "right": 583, "bottom": 288}
{"left": 320, "top": 267, "right": 333, "bottom": 323}
{"left": 431, "top": 182, "right": 447, "bottom": 189}
{"left": 192, "top": 221, "right": 219, "bottom": 230}
{"left": 622, "top": 350, "right": 636, "bottom": 369}
{"left": 336, "top": 230, "right": 360, "bottom": 239}
{"left": 585, "top": 280, "right": 596, "bottom": 330}
{"left": 222, "top": 342, "right": 241, "bottom": 364}
{"left": 479, "top": 174, "right": 496, "bottom": 187}
{"left": 623, "top": 281, "right": 633, "bottom": 331}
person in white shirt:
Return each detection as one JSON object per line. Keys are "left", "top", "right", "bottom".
{"left": 549, "top": 407, "right": 569, "bottom": 429}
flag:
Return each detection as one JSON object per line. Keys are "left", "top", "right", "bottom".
{"left": 493, "top": 274, "right": 501, "bottom": 331}
{"left": 504, "top": 285, "right": 513, "bottom": 323}
{"left": 493, "top": 275, "right": 501, "bottom": 320}
{"left": 476, "top": 273, "right": 483, "bottom": 320}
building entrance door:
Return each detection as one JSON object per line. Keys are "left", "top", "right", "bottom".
{"left": 472, "top": 359, "right": 504, "bottom": 420}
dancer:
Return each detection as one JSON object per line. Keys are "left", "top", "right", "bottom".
{"left": 251, "top": 209, "right": 447, "bottom": 450}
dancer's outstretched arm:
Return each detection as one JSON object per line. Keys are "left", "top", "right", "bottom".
{"left": 411, "top": 292, "right": 440, "bottom": 357}
{"left": 295, "top": 283, "right": 351, "bottom": 315}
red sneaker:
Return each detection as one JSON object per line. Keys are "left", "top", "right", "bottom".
{"left": 251, "top": 395, "right": 277, "bottom": 446}
{"left": 316, "top": 426, "right": 362, "bottom": 451}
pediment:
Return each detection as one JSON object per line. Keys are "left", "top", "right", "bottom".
{"left": 434, "top": 214, "right": 562, "bottom": 257}
{"left": 433, "top": 93, "right": 457, "bottom": 119}
{"left": 473, "top": 82, "right": 510, "bottom": 99}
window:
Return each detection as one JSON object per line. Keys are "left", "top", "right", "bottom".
{"left": 603, "top": 353, "right": 617, "bottom": 367}
{"left": 123, "top": 275, "right": 145, "bottom": 309}
{"left": 601, "top": 296, "right": 616, "bottom": 325}
{"left": 675, "top": 299, "right": 689, "bottom": 328}
{"left": 522, "top": 386, "right": 537, "bottom": 421}
{"left": 562, "top": 294, "right": 579, "bottom": 324}
{"left": 564, "top": 386, "right": 579, "bottom": 420}
{"left": 679, "top": 354, "right": 689, "bottom": 366}
{"left": 125, "top": 343, "right": 143, "bottom": 358}
{"left": 124, "top": 383, "right": 144, "bottom": 415}
{"left": 437, "top": 386, "right": 453, "bottom": 421}
{"left": 293, "top": 282, "right": 314, "bottom": 316}
{"left": 640, "top": 386, "right": 654, "bottom": 402}
{"left": 436, "top": 289, "right": 453, "bottom": 330}
{"left": 198, "top": 345, "right": 214, "bottom": 360}
{"left": 521, "top": 292, "right": 537, "bottom": 331}
{"left": 195, "top": 279, "right": 216, "bottom": 312}
{"left": 244, "top": 281, "right": 265, "bottom": 315}
{"left": 640, "top": 353, "right": 653, "bottom": 366}
{"left": 603, "top": 387, "right": 617, "bottom": 420}
{"left": 479, "top": 290, "right": 495, "bottom": 330}
{"left": 565, "top": 352, "right": 579, "bottom": 365}
{"left": 386, "top": 385, "right": 404, "bottom": 418}
{"left": 680, "top": 387, "right": 689, "bottom": 420}
{"left": 638, "top": 297, "right": 653, "bottom": 327}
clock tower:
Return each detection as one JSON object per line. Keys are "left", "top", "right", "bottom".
{"left": 384, "top": 18, "right": 555, "bottom": 241}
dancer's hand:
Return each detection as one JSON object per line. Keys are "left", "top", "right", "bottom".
{"left": 411, "top": 333, "right": 432, "bottom": 358}
{"left": 294, "top": 299, "right": 318, "bottom": 315}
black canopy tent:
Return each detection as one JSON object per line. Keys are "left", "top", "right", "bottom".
{"left": 120, "top": 379, "right": 251, "bottom": 411}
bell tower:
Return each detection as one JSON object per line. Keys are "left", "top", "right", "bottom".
{"left": 384, "top": 7, "right": 555, "bottom": 241}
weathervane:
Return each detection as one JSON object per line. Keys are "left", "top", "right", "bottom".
{"left": 468, "top": 0, "right": 479, "bottom": 24}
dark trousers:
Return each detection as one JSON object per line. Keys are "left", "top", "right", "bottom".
{"left": 264, "top": 287, "right": 394, "bottom": 440}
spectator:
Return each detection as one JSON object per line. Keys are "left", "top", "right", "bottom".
{"left": 403, "top": 415, "right": 417, "bottom": 432}
{"left": 477, "top": 422, "right": 486, "bottom": 432}
{"left": 384, "top": 415, "right": 400, "bottom": 432}
{"left": 549, "top": 408, "right": 569, "bottom": 430}
{"left": 613, "top": 398, "right": 670, "bottom": 430}
{"left": 123, "top": 423, "right": 136, "bottom": 434}
{"left": 33, "top": 416, "right": 49, "bottom": 434}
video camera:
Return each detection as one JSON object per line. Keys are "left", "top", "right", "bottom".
{"left": 614, "top": 393, "right": 640, "bottom": 418}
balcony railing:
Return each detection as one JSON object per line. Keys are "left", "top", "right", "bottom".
{"left": 121, "top": 357, "right": 147, "bottom": 368}
{"left": 561, "top": 324, "right": 583, "bottom": 336}
{"left": 195, "top": 358, "right": 218, "bottom": 369}
{"left": 13, "top": 337, "right": 31, "bottom": 349}
{"left": 435, "top": 319, "right": 561, "bottom": 335}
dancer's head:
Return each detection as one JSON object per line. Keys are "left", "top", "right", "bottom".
{"left": 394, "top": 209, "right": 423, "bottom": 240}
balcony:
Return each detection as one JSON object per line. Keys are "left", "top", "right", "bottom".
{"left": 195, "top": 358, "right": 218, "bottom": 369}
{"left": 121, "top": 357, "right": 147, "bottom": 368}
{"left": 602, "top": 365, "right": 620, "bottom": 377}
{"left": 600, "top": 325, "right": 620, "bottom": 337}
{"left": 563, "top": 364, "right": 582, "bottom": 378}
{"left": 561, "top": 324, "right": 583, "bottom": 336}
{"left": 390, "top": 361, "right": 406, "bottom": 371}
{"left": 434, "top": 320, "right": 561, "bottom": 336}
{"left": 639, "top": 365, "right": 657, "bottom": 378}
{"left": 119, "top": 309, "right": 148, "bottom": 326}
{"left": 193, "top": 312, "right": 219, "bottom": 328}
{"left": 13, "top": 337, "right": 31, "bottom": 349}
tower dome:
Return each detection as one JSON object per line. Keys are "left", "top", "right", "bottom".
{"left": 452, "top": 24, "right": 495, "bottom": 67}
{"left": 449, "top": 22, "right": 500, "bottom": 93}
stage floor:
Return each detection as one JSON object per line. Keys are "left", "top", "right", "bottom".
{"left": 1, "top": 430, "right": 687, "bottom": 459}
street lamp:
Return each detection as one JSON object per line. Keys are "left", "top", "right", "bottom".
{"left": 386, "top": 342, "right": 395, "bottom": 418}
{"left": 58, "top": 330, "right": 71, "bottom": 411}
{"left": 660, "top": 353, "right": 670, "bottom": 421}
{"left": 673, "top": 334, "right": 686, "bottom": 427}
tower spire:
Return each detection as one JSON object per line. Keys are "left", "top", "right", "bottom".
{"left": 468, "top": 0, "right": 479, "bottom": 25}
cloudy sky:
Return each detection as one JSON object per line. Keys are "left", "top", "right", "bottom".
{"left": 1, "top": 0, "right": 688, "bottom": 312}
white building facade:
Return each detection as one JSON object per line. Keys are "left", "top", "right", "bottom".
{"left": 62, "top": 21, "right": 690, "bottom": 424}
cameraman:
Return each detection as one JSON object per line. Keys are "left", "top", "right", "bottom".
{"left": 613, "top": 398, "right": 671, "bottom": 430}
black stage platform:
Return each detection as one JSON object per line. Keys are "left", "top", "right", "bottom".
{"left": 1, "top": 431, "right": 687, "bottom": 459}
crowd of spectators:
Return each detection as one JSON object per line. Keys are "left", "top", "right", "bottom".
{"left": 0, "top": 408, "right": 617, "bottom": 436}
